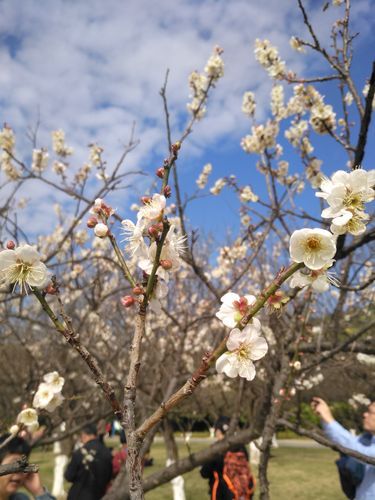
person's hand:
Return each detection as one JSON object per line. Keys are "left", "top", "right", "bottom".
{"left": 311, "top": 397, "right": 334, "bottom": 424}
{"left": 23, "top": 471, "right": 45, "bottom": 497}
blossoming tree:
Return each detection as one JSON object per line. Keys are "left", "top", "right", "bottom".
{"left": 0, "top": 1, "right": 374, "bottom": 499}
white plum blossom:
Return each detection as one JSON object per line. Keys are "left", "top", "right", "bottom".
{"left": 17, "top": 408, "right": 39, "bottom": 431}
{"left": 216, "top": 292, "right": 261, "bottom": 329}
{"left": 290, "top": 36, "right": 305, "bottom": 52}
{"left": 196, "top": 163, "right": 212, "bottom": 189}
{"left": 254, "top": 39, "right": 286, "bottom": 80}
{"left": 148, "top": 279, "right": 169, "bottom": 313}
{"left": 121, "top": 219, "right": 147, "bottom": 256}
{"left": 33, "top": 383, "right": 57, "bottom": 410}
{"left": 349, "top": 394, "right": 371, "bottom": 409}
{"left": 0, "top": 244, "right": 49, "bottom": 292}
{"left": 138, "top": 225, "right": 186, "bottom": 282}
{"left": 204, "top": 46, "right": 224, "bottom": 81}
{"left": 31, "top": 149, "right": 49, "bottom": 174}
{"left": 290, "top": 261, "right": 338, "bottom": 292}
{"left": 289, "top": 228, "right": 336, "bottom": 270}
{"left": 137, "top": 194, "right": 166, "bottom": 223}
{"left": 210, "top": 178, "right": 226, "bottom": 195}
{"left": 216, "top": 325, "right": 268, "bottom": 381}
{"left": 43, "top": 371, "right": 65, "bottom": 393}
{"left": 357, "top": 353, "right": 375, "bottom": 366}
{"left": 310, "top": 103, "right": 336, "bottom": 134}
{"left": 317, "top": 168, "right": 374, "bottom": 235}
{"left": 9, "top": 424, "right": 20, "bottom": 435}
{"left": 33, "top": 372, "right": 65, "bottom": 411}
{"left": 242, "top": 91, "right": 256, "bottom": 117}
{"left": 52, "top": 130, "right": 73, "bottom": 157}
{"left": 240, "top": 186, "right": 258, "bottom": 203}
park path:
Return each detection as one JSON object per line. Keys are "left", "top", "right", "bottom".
{"left": 154, "top": 436, "right": 323, "bottom": 448}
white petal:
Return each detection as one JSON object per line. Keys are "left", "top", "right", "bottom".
{"left": 238, "top": 360, "right": 256, "bottom": 381}
{"left": 312, "top": 276, "right": 329, "bottom": 292}
{"left": 216, "top": 353, "right": 238, "bottom": 378}
{"left": 27, "top": 262, "right": 49, "bottom": 287}
{"left": 227, "top": 328, "right": 248, "bottom": 350}
{"left": 15, "top": 245, "right": 40, "bottom": 263}
{"left": 332, "top": 210, "right": 352, "bottom": 226}
{"left": 249, "top": 336, "right": 268, "bottom": 360}
{"left": 220, "top": 292, "right": 239, "bottom": 305}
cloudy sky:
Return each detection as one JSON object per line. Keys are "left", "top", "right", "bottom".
{"left": 0, "top": 0, "right": 374, "bottom": 236}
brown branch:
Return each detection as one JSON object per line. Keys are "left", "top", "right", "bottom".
{"left": 0, "top": 456, "right": 39, "bottom": 477}
{"left": 278, "top": 419, "right": 375, "bottom": 466}
{"left": 352, "top": 61, "right": 375, "bottom": 167}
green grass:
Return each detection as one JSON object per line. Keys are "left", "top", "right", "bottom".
{"left": 30, "top": 441, "right": 344, "bottom": 499}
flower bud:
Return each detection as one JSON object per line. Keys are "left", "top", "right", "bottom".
{"left": 171, "top": 141, "right": 181, "bottom": 154}
{"left": 45, "top": 283, "right": 58, "bottom": 295}
{"left": 141, "top": 196, "right": 151, "bottom": 205}
{"left": 132, "top": 285, "right": 144, "bottom": 296}
{"left": 293, "top": 361, "right": 302, "bottom": 371}
{"left": 87, "top": 216, "right": 98, "bottom": 228}
{"left": 156, "top": 167, "right": 165, "bottom": 178}
{"left": 121, "top": 295, "right": 135, "bottom": 308}
{"left": 6, "top": 240, "right": 15, "bottom": 250}
{"left": 148, "top": 225, "right": 159, "bottom": 238}
{"left": 9, "top": 424, "right": 20, "bottom": 435}
{"left": 94, "top": 223, "right": 109, "bottom": 238}
{"left": 160, "top": 259, "right": 173, "bottom": 270}
{"left": 163, "top": 185, "right": 172, "bottom": 198}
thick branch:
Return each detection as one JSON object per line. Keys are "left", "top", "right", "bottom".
{"left": 278, "top": 419, "right": 375, "bottom": 466}
{"left": 0, "top": 456, "right": 38, "bottom": 477}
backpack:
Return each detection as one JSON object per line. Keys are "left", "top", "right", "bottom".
{"left": 335, "top": 433, "right": 372, "bottom": 500}
{"left": 222, "top": 450, "right": 255, "bottom": 500}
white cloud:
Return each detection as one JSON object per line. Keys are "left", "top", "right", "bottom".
{"left": 0, "top": 0, "right": 372, "bottom": 234}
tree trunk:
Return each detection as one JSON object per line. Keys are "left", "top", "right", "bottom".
{"left": 163, "top": 420, "right": 186, "bottom": 500}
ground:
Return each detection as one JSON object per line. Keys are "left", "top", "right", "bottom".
{"left": 31, "top": 436, "right": 345, "bottom": 499}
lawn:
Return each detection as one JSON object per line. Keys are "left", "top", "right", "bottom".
{"left": 31, "top": 439, "right": 345, "bottom": 499}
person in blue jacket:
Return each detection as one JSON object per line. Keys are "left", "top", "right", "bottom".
{"left": 312, "top": 397, "right": 375, "bottom": 500}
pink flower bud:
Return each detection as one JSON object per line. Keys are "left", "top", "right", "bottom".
{"left": 121, "top": 295, "right": 135, "bottom": 308}
{"left": 163, "top": 185, "right": 171, "bottom": 198}
{"left": 94, "top": 223, "right": 109, "bottom": 238}
{"left": 6, "top": 240, "right": 15, "bottom": 250}
{"left": 45, "top": 284, "right": 58, "bottom": 295}
{"left": 156, "top": 167, "right": 165, "bottom": 178}
{"left": 160, "top": 259, "right": 173, "bottom": 270}
{"left": 87, "top": 216, "right": 98, "bottom": 228}
{"left": 132, "top": 285, "right": 144, "bottom": 296}
{"left": 148, "top": 225, "right": 159, "bottom": 238}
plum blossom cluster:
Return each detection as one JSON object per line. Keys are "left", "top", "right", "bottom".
{"left": 87, "top": 198, "right": 115, "bottom": 238}
{"left": 31, "top": 148, "right": 49, "bottom": 174}
{"left": 317, "top": 168, "right": 375, "bottom": 236}
{"left": 0, "top": 124, "right": 19, "bottom": 180}
{"left": 349, "top": 393, "right": 371, "bottom": 409}
{"left": 196, "top": 163, "right": 212, "bottom": 189}
{"left": 11, "top": 372, "right": 65, "bottom": 435}
{"left": 52, "top": 129, "right": 73, "bottom": 157}
{"left": 254, "top": 39, "right": 286, "bottom": 80}
{"left": 119, "top": 193, "right": 186, "bottom": 311}
{"left": 187, "top": 46, "right": 224, "bottom": 119}
{"left": 215, "top": 292, "right": 268, "bottom": 381}
{"left": 0, "top": 243, "right": 50, "bottom": 293}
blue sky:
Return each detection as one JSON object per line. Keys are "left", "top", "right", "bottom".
{"left": 0, "top": 0, "right": 374, "bottom": 242}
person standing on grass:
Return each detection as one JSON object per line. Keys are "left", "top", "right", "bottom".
{"left": 64, "top": 423, "right": 112, "bottom": 500}
{"left": 0, "top": 434, "right": 55, "bottom": 500}
{"left": 200, "top": 416, "right": 255, "bottom": 500}
{"left": 312, "top": 397, "right": 375, "bottom": 500}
